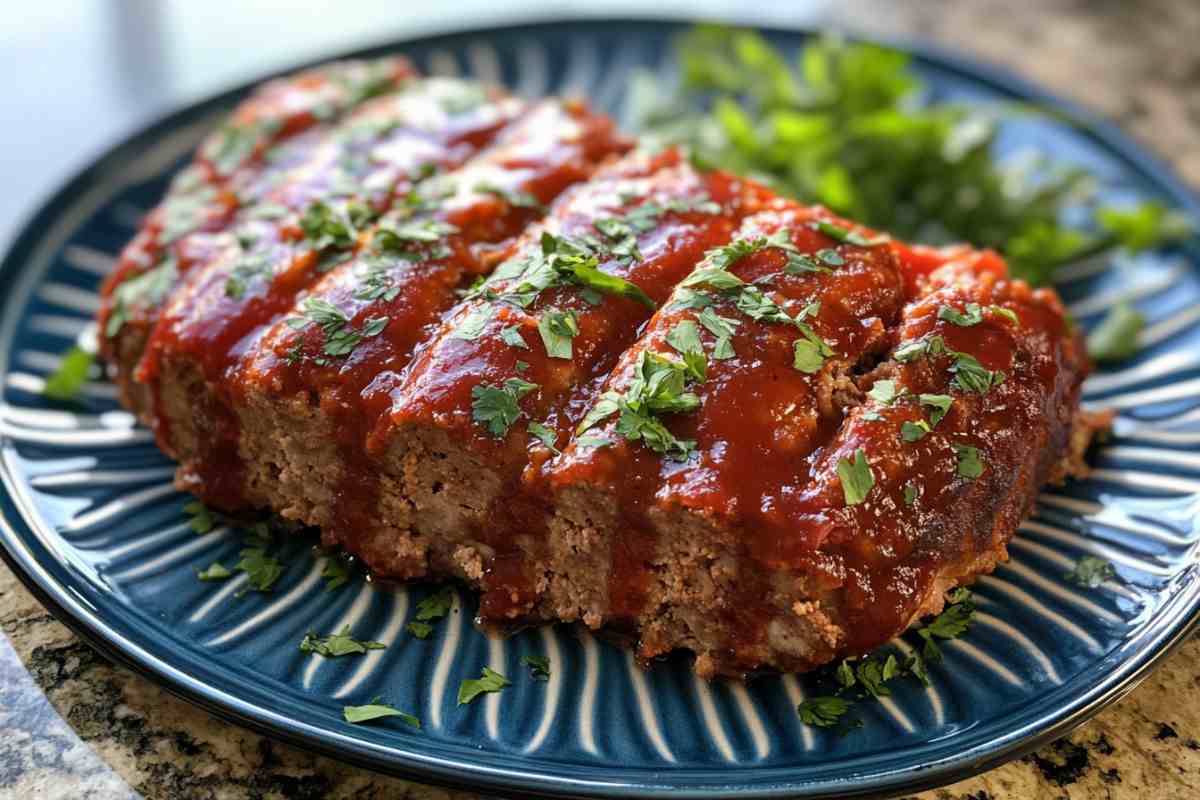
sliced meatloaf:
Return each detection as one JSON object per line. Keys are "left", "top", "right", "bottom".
{"left": 98, "top": 57, "right": 1098, "bottom": 678}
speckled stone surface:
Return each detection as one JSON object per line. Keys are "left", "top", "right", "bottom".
{"left": 2, "top": 1, "right": 1199, "bottom": 798}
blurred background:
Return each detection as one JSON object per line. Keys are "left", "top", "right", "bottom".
{"left": 4, "top": 0, "right": 1197, "bottom": 255}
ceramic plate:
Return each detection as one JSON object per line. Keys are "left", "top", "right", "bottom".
{"left": 1, "top": 19, "right": 1198, "bottom": 799}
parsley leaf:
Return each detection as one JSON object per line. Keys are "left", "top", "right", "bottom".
{"left": 300, "top": 625, "right": 386, "bottom": 657}
{"left": 952, "top": 443, "right": 985, "bottom": 479}
{"left": 696, "top": 306, "right": 740, "bottom": 359}
{"left": 918, "top": 394, "right": 953, "bottom": 425}
{"left": 457, "top": 667, "right": 511, "bottom": 705}
{"left": 105, "top": 258, "right": 178, "bottom": 338}
{"left": 811, "top": 220, "right": 888, "bottom": 247}
{"left": 1087, "top": 303, "right": 1145, "bottom": 363}
{"left": 196, "top": 562, "right": 232, "bottom": 581}
{"left": 286, "top": 297, "right": 388, "bottom": 363}
{"left": 43, "top": 346, "right": 96, "bottom": 402}
{"left": 797, "top": 696, "right": 853, "bottom": 728}
{"left": 666, "top": 320, "right": 708, "bottom": 381}
{"left": 538, "top": 309, "right": 580, "bottom": 359}
{"left": 1065, "top": 555, "right": 1116, "bottom": 588}
{"left": 902, "top": 482, "right": 919, "bottom": 506}
{"left": 321, "top": 554, "right": 353, "bottom": 592}
{"left": 452, "top": 307, "right": 493, "bottom": 341}
{"left": 522, "top": 654, "right": 551, "bottom": 680}
{"left": 500, "top": 325, "right": 530, "bottom": 349}
{"left": 184, "top": 500, "right": 215, "bottom": 534}
{"left": 235, "top": 547, "right": 284, "bottom": 595}
{"left": 407, "top": 621, "right": 434, "bottom": 639}
{"left": 474, "top": 182, "right": 544, "bottom": 210}
{"left": 528, "top": 420, "right": 560, "bottom": 453}
{"left": 415, "top": 587, "right": 455, "bottom": 621}
{"left": 937, "top": 303, "right": 984, "bottom": 327}
{"left": 867, "top": 379, "right": 898, "bottom": 405}
{"left": 854, "top": 654, "right": 900, "bottom": 698}
{"left": 471, "top": 377, "right": 538, "bottom": 437}
{"left": 343, "top": 703, "right": 420, "bottom": 727}
{"left": 917, "top": 589, "right": 976, "bottom": 662}
{"left": 836, "top": 448, "right": 874, "bottom": 506}
{"left": 900, "top": 418, "right": 931, "bottom": 442}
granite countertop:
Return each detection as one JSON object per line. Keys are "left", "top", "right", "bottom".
{"left": 2, "top": 1, "right": 1199, "bottom": 798}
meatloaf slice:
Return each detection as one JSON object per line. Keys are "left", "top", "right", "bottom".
{"left": 373, "top": 148, "right": 775, "bottom": 611}
{"left": 545, "top": 229, "right": 1091, "bottom": 677}
{"left": 98, "top": 56, "right": 419, "bottom": 418}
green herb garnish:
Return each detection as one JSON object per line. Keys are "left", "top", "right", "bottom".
{"left": 43, "top": 346, "right": 95, "bottom": 402}
{"left": 471, "top": 377, "right": 538, "bottom": 437}
{"left": 1065, "top": 555, "right": 1117, "bottom": 588}
{"left": 300, "top": 625, "right": 386, "bottom": 657}
{"left": 836, "top": 448, "right": 874, "bottom": 506}
{"left": 458, "top": 667, "right": 511, "bottom": 705}
{"left": 343, "top": 703, "right": 420, "bottom": 727}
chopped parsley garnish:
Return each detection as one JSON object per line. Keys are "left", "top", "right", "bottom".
{"left": 43, "top": 346, "right": 95, "bottom": 402}
{"left": 286, "top": 297, "right": 388, "bottom": 364}
{"left": 902, "top": 482, "right": 919, "bottom": 506}
{"left": 792, "top": 325, "right": 833, "bottom": 374}
{"left": 836, "top": 448, "right": 874, "bottom": 506}
{"left": 696, "top": 306, "right": 740, "bottom": 359}
{"left": 810, "top": 220, "right": 888, "bottom": 247}
{"left": 1087, "top": 303, "right": 1145, "bottom": 363}
{"left": 916, "top": 588, "right": 976, "bottom": 662}
{"left": 867, "top": 379, "right": 898, "bottom": 405}
{"left": 499, "top": 324, "right": 530, "bottom": 350}
{"left": 666, "top": 320, "right": 708, "bottom": 381}
{"left": 1065, "top": 555, "right": 1116, "bottom": 588}
{"left": 321, "top": 554, "right": 353, "bottom": 592}
{"left": 452, "top": 307, "right": 493, "bottom": 341}
{"left": 202, "top": 120, "right": 278, "bottom": 176}
{"left": 457, "top": 667, "right": 511, "bottom": 705}
{"left": 407, "top": 621, "right": 434, "bottom": 639}
{"left": 592, "top": 195, "right": 721, "bottom": 264}
{"left": 105, "top": 258, "right": 178, "bottom": 338}
{"left": 415, "top": 587, "right": 455, "bottom": 621}
{"left": 184, "top": 500, "right": 215, "bottom": 534}
{"left": 471, "top": 377, "right": 538, "bottom": 437}
{"left": 528, "top": 421, "right": 559, "bottom": 453}
{"left": 952, "top": 443, "right": 985, "bottom": 479}
{"left": 354, "top": 257, "right": 404, "bottom": 302}
{"left": 300, "top": 625, "right": 386, "bottom": 658}
{"left": 538, "top": 308, "right": 580, "bottom": 359}
{"left": 854, "top": 654, "right": 900, "bottom": 698}
{"left": 235, "top": 547, "right": 284, "bottom": 595}
{"left": 376, "top": 218, "right": 459, "bottom": 247}
{"left": 299, "top": 200, "right": 370, "bottom": 270}
{"left": 576, "top": 350, "right": 699, "bottom": 461}
{"left": 900, "top": 419, "right": 931, "bottom": 442}
{"left": 224, "top": 253, "right": 273, "bottom": 300}
{"left": 475, "top": 182, "right": 544, "bottom": 210}
{"left": 196, "top": 562, "right": 232, "bottom": 581}
{"left": 892, "top": 335, "right": 1002, "bottom": 394}
{"left": 992, "top": 305, "right": 1019, "bottom": 325}
{"left": 343, "top": 703, "right": 420, "bottom": 727}
{"left": 522, "top": 654, "right": 551, "bottom": 680}
{"left": 937, "top": 303, "right": 984, "bottom": 327}
{"left": 948, "top": 351, "right": 1004, "bottom": 394}
{"left": 468, "top": 232, "right": 656, "bottom": 314}
{"left": 797, "top": 696, "right": 854, "bottom": 728}
{"left": 576, "top": 433, "right": 615, "bottom": 449}
{"left": 919, "top": 394, "right": 953, "bottom": 425}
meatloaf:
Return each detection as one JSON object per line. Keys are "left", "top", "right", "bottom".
{"left": 97, "top": 57, "right": 1099, "bottom": 678}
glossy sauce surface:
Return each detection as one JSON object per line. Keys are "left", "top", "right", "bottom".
{"left": 384, "top": 149, "right": 774, "bottom": 613}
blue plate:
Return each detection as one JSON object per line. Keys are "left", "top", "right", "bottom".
{"left": 1, "top": 19, "right": 1198, "bottom": 799}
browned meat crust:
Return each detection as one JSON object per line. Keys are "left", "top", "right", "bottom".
{"left": 97, "top": 58, "right": 1102, "bottom": 678}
